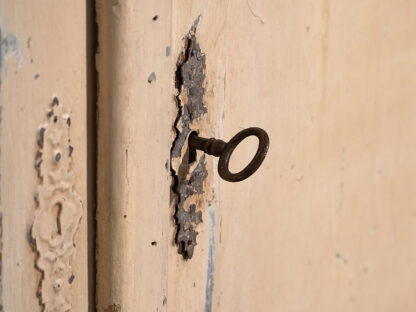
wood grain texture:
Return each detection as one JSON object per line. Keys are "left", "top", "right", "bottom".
{"left": 216, "top": 0, "right": 416, "bottom": 311}
{"left": 96, "top": 0, "right": 416, "bottom": 311}
{"left": 0, "top": 0, "right": 89, "bottom": 310}
{"left": 96, "top": 0, "right": 173, "bottom": 310}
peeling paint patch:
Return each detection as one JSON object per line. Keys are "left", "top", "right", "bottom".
{"left": 171, "top": 16, "right": 209, "bottom": 260}
{"left": 171, "top": 15, "right": 206, "bottom": 159}
{"left": 204, "top": 209, "right": 216, "bottom": 312}
{"left": 29, "top": 97, "right": 83, "bottom": 311}
{"left": 0, "top": 19, "right": 24, "bottom": 84}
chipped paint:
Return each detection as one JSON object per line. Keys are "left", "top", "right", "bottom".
{"left": 30, "top": 97, "right": 83, "bottom": 311}
{"left": 171, "top": 16, "right": 209, "bottom": 259}
{"left": 171, "top": 16, "right": 205, "bottom": 159}
{"left": 204, "top": 209, "right": 216, "bottom": 312}
{"left": 147, "top": 72, "right": 156, "bottom": 83}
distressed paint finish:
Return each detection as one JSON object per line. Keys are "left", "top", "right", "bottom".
{"left": 171, "top": 19, "right": 210, "bottom": 260}
{"left": 96, "top": 0, "right": 226, "bottom": 310}
{"left": 30, "top": 98, "right": 83, "bottom": 311}
{"left": 97, "top": 0, "right": 416, "bottom": 311}
{"left": 167, "top": 5, "right": 226, "bottom": 311}
{"left": 0, "top": 0, "right": 89, "bottom": 310}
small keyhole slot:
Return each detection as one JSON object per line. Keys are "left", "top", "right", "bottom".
{"left": 51, "top": 202, "right": 62, "bottom": 238}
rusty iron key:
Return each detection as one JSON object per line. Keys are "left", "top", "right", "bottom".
{"left": 188, "top": 127, "right": 270, "bottom": 182}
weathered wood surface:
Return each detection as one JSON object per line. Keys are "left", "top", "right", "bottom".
{"left": 0, "top": 0, "right": 89, "bottom": 310}
{"left": 98, "top": 0, "right": 416, "bottom": 311}
{"left": 95, "top": 1, "right": 173, "bottom": 311}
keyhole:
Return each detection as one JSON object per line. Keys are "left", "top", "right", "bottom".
{"left": 52, "top": 202, "right": 62, "bottom": 237}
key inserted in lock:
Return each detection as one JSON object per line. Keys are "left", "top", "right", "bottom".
{"left": 188, "top": 127, "right": 270, "bottom": 182}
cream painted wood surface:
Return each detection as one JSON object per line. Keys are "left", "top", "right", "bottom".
{"left": 95, "top": 1, "right": 173, "bottom": 311}
{"left": 0, "top": 0, "right": 89, "bottom": 311}
{"left": 96, "top": 1, "right": 416, "bottom": 311}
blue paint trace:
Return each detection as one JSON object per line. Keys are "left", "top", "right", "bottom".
{"left": 204, "top": 209, "right": 216, "bottom": 312}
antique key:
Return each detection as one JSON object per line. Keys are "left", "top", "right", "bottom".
{"left": 188, "top": 127, "right": 270, "bottom": 182}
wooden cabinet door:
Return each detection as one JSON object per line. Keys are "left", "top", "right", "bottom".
{"left": 2, "top": 1, "right": 416, "bottom": 311}
{"left": 96, "top": 1, "right": 416, "bottom": 311}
